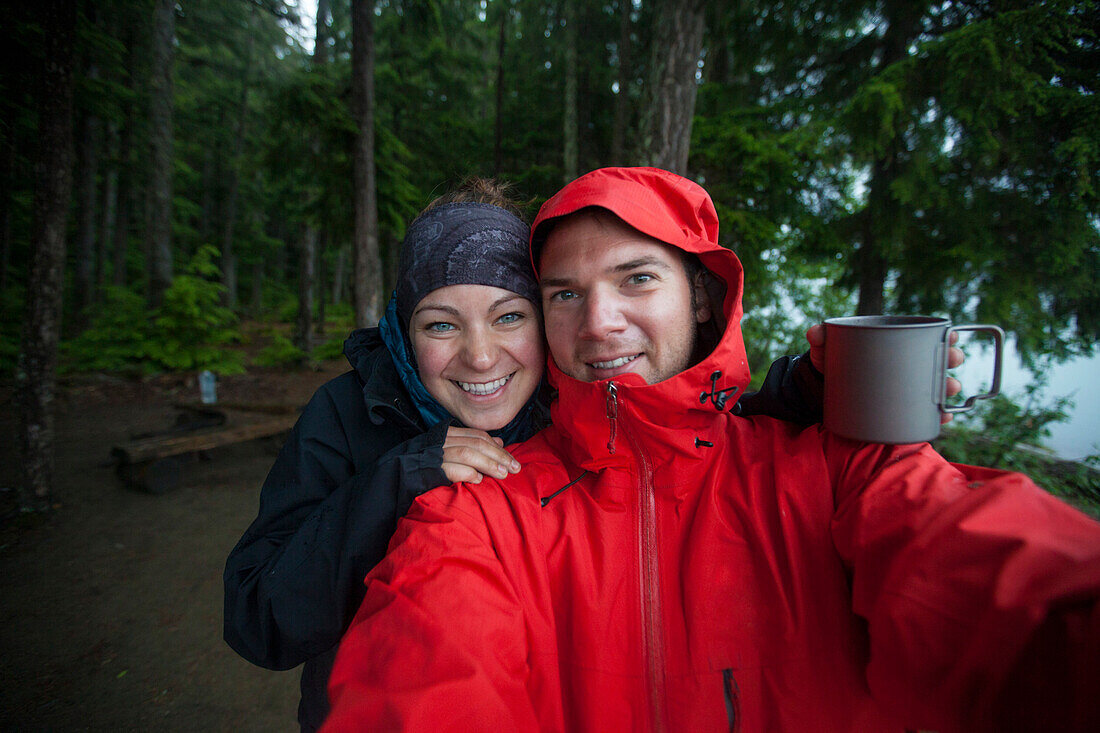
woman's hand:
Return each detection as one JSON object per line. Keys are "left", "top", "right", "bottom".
{"left": 441, "top": 427, "right": 522, "bottom": 484}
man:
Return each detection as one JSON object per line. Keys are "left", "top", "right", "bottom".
{"left": 323, "top": 167, "right": 1100, "bottom": 732}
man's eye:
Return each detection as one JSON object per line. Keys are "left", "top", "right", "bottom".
{"left": 426, "top": 322, "right": 456, "bottom": 333}
{"left": 549, "top": 290, "right": 578, "bottom": 302}
{"left": 627, "top": 273, "right": 654, "bottom": 286}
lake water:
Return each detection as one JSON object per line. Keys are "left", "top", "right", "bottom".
{"left": 952, "top": 337, "right": 1099, "bottom": 462}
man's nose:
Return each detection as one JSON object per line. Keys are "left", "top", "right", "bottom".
{"left": 579, "top": 289, "right": 626, "bottom": 339}
{"left": 461, "top": 328, "right": 498, "bottom": 370}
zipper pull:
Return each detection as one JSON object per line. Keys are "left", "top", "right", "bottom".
{"left": 605, "top": 382, "right": 618, "bottom": 454}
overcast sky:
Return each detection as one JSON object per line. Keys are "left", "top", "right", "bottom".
{"left": 290, "top": 0, "right": 318, "bottom": 52}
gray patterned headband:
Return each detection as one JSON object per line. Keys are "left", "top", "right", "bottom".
{"left": 395, "top": 202, "right": 538, "bottom": 326}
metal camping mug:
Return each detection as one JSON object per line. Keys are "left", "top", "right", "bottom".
{"left": 823, "top": 316, "right": 1005, "bottom": 444}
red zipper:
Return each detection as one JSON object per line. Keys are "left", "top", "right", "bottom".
{"left": 609, "top": 382, "right": 667, "bottom": 732}
{"left": 605, "top": 382, "right": 618, "bottom": 454}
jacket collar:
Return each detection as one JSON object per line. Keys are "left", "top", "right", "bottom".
{"left": 344, "top": 327, "right": 422, "bottom": 432}
{"left": 544, "top": 278, "right": 749, "bottom": 471}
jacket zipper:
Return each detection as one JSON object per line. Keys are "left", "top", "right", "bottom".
{"left": 605, "top": 382, "right": 618, "bottom": 454}
{"left": 610, "top": 382, "right": 666, "bottom": 732}
{"left": 639, "top": 441, "right": 665, "bottom": 733}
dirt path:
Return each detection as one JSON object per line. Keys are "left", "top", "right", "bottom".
{"left": 0, "top": 362, "right": 345, "bottom": 731}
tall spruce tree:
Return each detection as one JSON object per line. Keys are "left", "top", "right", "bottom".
{"left": 639, "top": 0, "right": 705, "bottom": 174}
{"left": 19, "top": 0, "right": 78, "bottom": 512}
{"left": 352, "top": 0, "right": 383, "bottom": 327}
{"left": 146, "top": 0, "right": 176, "bottom": 306}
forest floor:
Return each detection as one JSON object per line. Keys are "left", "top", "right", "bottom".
{"left": 0, "top": 346, "right": 347, "bottom": 732}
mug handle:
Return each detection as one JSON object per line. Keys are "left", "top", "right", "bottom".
{"left": 940, "top": 325, "right": 1005, "bottom": 413}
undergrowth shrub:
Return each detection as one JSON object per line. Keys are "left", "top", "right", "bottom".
{"left": 254, "top": 332, "right": 306, "bottom": 367}
{"left": 62, "top": 245, "right": 244, "bottom": 375}
{"left": 314, "top": 335, "right": 346, "bottom": 361}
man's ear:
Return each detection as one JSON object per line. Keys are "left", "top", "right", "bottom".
{"left": 693, "top": 270, "right": 713, "bottom": 324}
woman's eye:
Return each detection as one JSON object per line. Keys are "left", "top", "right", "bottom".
{"left": 497, "top": 312, "right": 524, "bottom": 325}
{"left": 426, "top": 322, "right": 456, "bottom": 333}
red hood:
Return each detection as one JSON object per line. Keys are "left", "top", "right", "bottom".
{"left": 530, "top": 167, "right": 751, "bottom": 429}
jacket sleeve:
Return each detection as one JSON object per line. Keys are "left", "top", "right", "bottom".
{"left": 222, "top": 384, "right": 450, "bottom": 671}
{"left": 735, "top": 352, "right": 823, "bottom": 424}
{"left": 322, "top": 489, "right": 539, "bottom": 732}
{"left": 827, "top": 438, "right": 1100, "bottom": 732}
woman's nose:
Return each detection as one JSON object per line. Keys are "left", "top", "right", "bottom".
{"left": 462, "top": 329, "right": 498, "bottom": 370}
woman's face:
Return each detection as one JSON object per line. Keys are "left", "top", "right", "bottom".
{"left": 409, "top": 284, "right": 545, "bottom": 432}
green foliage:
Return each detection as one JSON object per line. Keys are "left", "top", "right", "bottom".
{"left": 273, "top": 293, "right": 302, "bottom": 324}
{"left": 147, "top": 246, "right": 245, "bottom": 373}
{"left": 832, "top": 1, "right": 1096, "bottom": 357}
{"left": 313, "top": 335, "right": 347, "bottom": 361}
{"left": 61, "top": 246, "right": 244, "bottom": 375}
{"left": 7, "top": 0, "right": 1096, "bottom": 410}
{"left": 60, "top": 286, "right": 151, "bottom": 373}
{"left": 254, "top": 331, "right": 306, "bottom": 368}
{"left": 843, "top": 77, "right": 907, "bottom": 158}
{"left": 691, "top": 92, "right": 855, "bottom": 378}
{"left": 935, "top": 377, "right": 1100, "bottom": 518}
{"left": 323, "top": 300, "right": 356, "bottom": 331}
{"left": 253, "top": 327, "right": 344, "bottom": 368}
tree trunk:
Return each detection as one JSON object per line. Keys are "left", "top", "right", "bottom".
{"left": 295, "top": 0, "right": 331, "bottom": 352}
{"left": 856, "top": 206, "right": 887, "bottom": 316}
{"left": 383, "top": 231, "right": 399, "bottom": 296}
{"left": 332, "top": 243, "right": 348, "bottom": 305}
{"left": 199, "top": 143, "right": 216, "bottom": 248}
{"left": 351, "top": 0, "right": 383, "bottom": 328}
{"left": 315, "top": 0, "right": 332, "bottom": 64}
{"left": 112, "top": 114, "right": 133, "bottom": 287}
{"left": 854, "top": 4, "right": 921, "bottom": 315}
{"left": 610, "top": 0, "right": 633, "bottom": 165}
{"left": 219, "top": 164, "right": 240, "bottom": 308}
{"left": 639, "top": 0, "right": 705, "bottom": 175}
{"left": 0, "top": 114, "right": 16, "bottom": 294}
{"left": 493, "top": 5, "right": 507, "bottom": 175}
{"left": 562, "top": 0, "right": 579, "bottom": 182}
{"left": 317, "top": 233, "right": 327, "bottom": 336}
{"left": 273, "top": 221, "right": 288, "bottom": 282}
{"left": 19, "top": 0, "right": 77, "bottom": 513}
{"left": 73, "top": 75, "right": 101, "bottom": 326}
{"left": 146, "top": 0, "right": 176, "bottom": 306}
{"left": 97, "top": 118, "right": 118, "bottom": 294}
{"left": 250, "top": 258, "right": 263, "bottom": 316}
{"left": 112, "top": 24, "right": 137, "bottom": 288}
{"left": 296, "top": 226, "right": 317, "bottom": 352}
{"left": 220, "top": 36, "right": 253, "bottom": 310}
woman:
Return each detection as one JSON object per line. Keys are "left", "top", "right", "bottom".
{"left": 223, "top": 180, "right": 824, "bottom": 731}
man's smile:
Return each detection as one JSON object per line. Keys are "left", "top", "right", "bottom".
{"left": 587, "top": 354, "right": 640, "bottom": 370}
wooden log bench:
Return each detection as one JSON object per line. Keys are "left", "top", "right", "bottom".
{"left": 111, "top": 403, "right": 300, "bottom": 494}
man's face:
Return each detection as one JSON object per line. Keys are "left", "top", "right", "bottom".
{"left": 538, "top": 211, "right": 711, "bottom": 384}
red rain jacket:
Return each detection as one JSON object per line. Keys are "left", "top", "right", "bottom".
{"left": 324, "top": 168, "right": 1100, "bottom": 732}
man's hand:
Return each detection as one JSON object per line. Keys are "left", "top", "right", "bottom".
{"left": 441, "top": 427, "right": 522, "bottom": 484}
{"left": 806, "top": 323, "right": 966, "bottom": 424}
